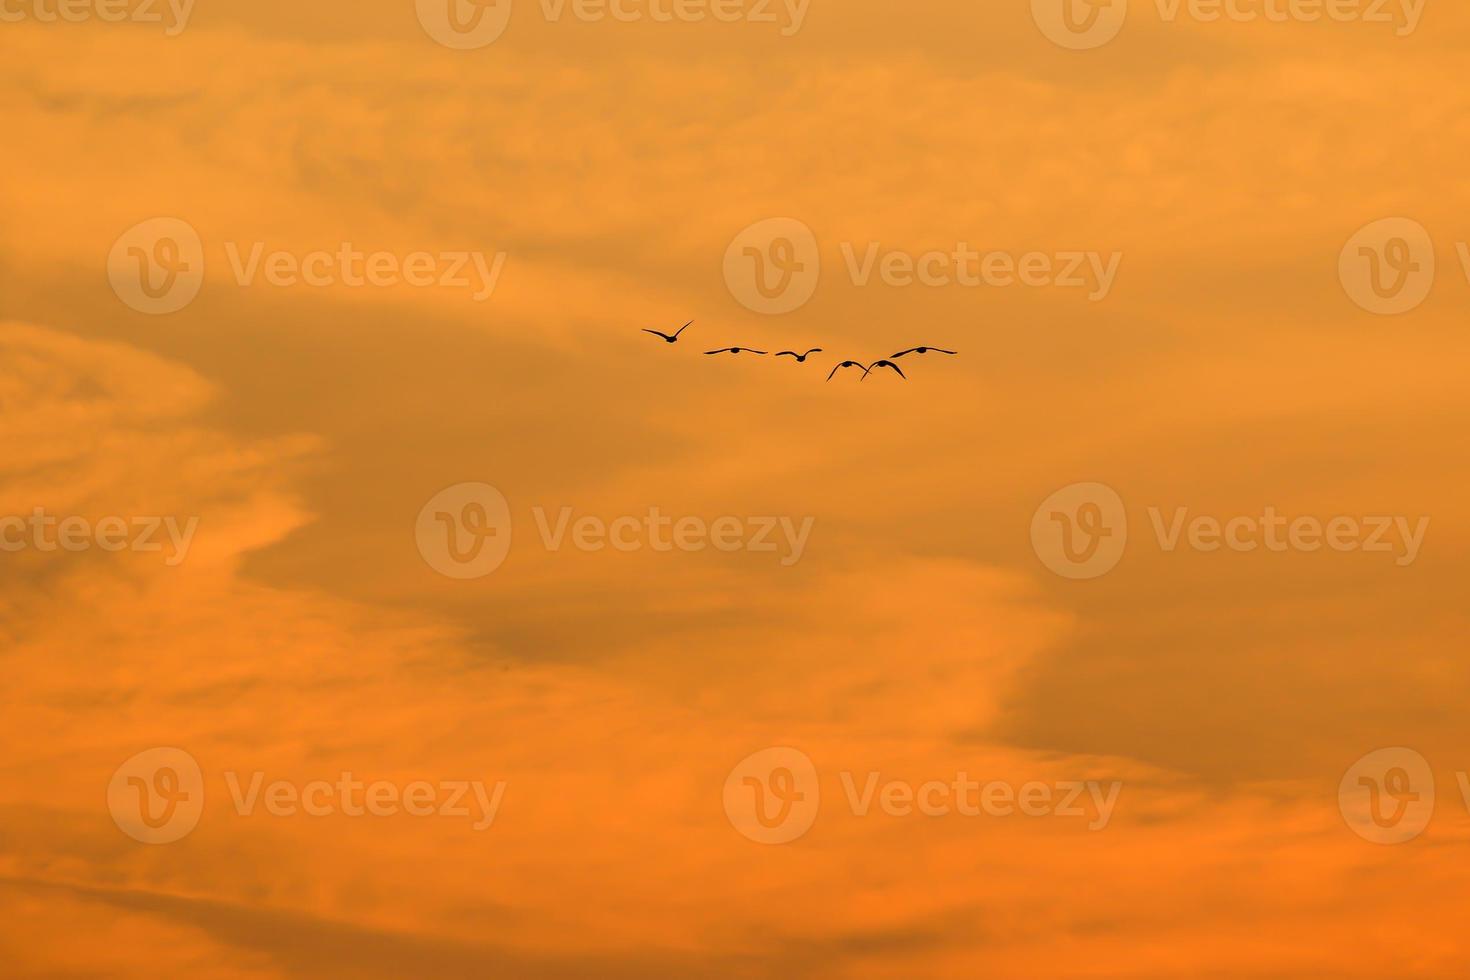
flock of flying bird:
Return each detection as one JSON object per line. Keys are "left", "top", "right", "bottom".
{"left": 641, "top": 321, "right": 957, "bottom": 381}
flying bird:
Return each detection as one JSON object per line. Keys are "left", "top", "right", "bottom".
{"left": 705, "top": 347, "right": 768, "bottom": 355}
{"left": 826, "top": 361, "right": 870, "bottom": 381}
{"left": 775, "top": 348, "right": 823, "bottom": 362}
{"left": 891, "top": 346, "right": 956, "bottom": 358}
{"left": 643, "top": 321, "right": 692, "bottom": 343}
{"left": 863, "top": 360, "right": 906, "bottom": 380}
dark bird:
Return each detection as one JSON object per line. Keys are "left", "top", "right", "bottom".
{"left": 642, "top": 321, "right": 692, "bottom": 343}
{"left": 891, "top": 346, "right": 957, "bottom": 358}
{"left": 775, "top": 348, "right": 824, "bottom": 362}
{"left": 826, "top": 360, "right": 870, "bottom": 381}
{"left": 863, "top": 360, "right": 906, "bottom": 380}
{"left": 705, "top": 347, "right": 768, "bottom": 355}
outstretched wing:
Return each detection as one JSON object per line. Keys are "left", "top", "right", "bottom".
{"left": 891, "top": 347, "right": 919, "bottom": 358}
{"left": 673, "top": 320, "right": 693, "bottom": 337}
{"left": 804, "top": 348, "right": 824, "bottom": 356}
{"left": 743, "top": 349, "right": 770, "bottom": 355}
{"left": 705, "top": 348, "right": 734, "bottom": 355}
{"left": 775, "top": 351, "right": 797, "bottom": 358}
{"left": 880, "top": 360, "right": 906, "bottom": 378}
{"left": 932, "top": 347, "right": 958, "bottom": 355}
{"left": 643, "top": 329, "right": 672, "bottom": 340}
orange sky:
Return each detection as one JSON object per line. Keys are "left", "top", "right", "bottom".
{"left": 4, "top": 2, "right": 1470, "bottom": 976}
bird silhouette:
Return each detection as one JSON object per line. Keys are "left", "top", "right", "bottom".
{"left": 863, "top": 360, "right": 906, "bottom": 380}
{"left": 826, "top": 360, "right": 870, "bottom": 381}
{"left": 643, "top": 321, "right": 692, "bottom": 343}
{"left": 775, "top": 348, "right": 823, "bottom": 362}
{"left": 891, "top": 346, "right": 956, "bottom": 358}
{"left": 705, "top": 347, "right": 768, "bottom": 355}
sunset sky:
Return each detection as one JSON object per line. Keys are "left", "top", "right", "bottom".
{"left": 5, "top": 1, "right": 1470, "bottom": 976}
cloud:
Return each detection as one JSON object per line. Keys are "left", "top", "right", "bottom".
{"left": 6, "top": 5, "right": 1470, "bottom": 973}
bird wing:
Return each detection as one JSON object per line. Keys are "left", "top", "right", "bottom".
{"left": 775, "top": 351, "right": 796, "bottom": 357}
{"left": 674, "top": 321, "right": 692, "bottom": 337}
{"left": 705, "top": 348, "right": 733, "bottom": 354}
{"left": 934, "top": 347, "right": 957, "bottom": 354}
{"left": 643, "top": 329, "right": 671, "bottom": 339}
{"left": 825, "top": 364, "right": 843, "bottom": 381}
{"left": 882, "top": 361, "right": 906, "bottom": 378}
{"left": 746, "top": 349, "right": 769, "bottom": 355}
{"left": 891, "top": 348, "right": 918, "bottom": 358}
